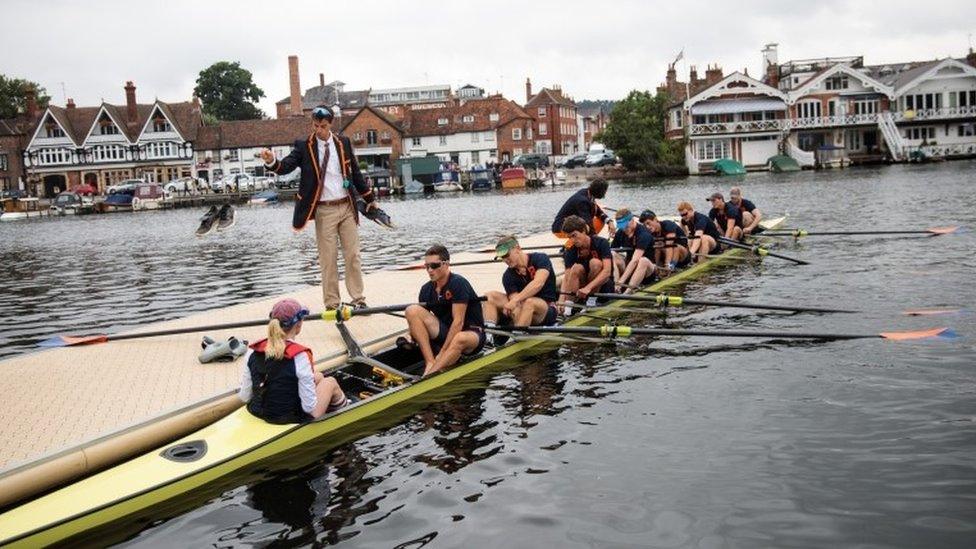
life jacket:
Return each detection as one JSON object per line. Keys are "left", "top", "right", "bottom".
{"left": 246, "top": 339, "right": 315, "bottom": 424}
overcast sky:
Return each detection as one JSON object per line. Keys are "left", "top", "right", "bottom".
{"left": 3, "top": 0, "right": 974, "bottom": 115}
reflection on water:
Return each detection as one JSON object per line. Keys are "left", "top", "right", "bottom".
{"left": 4, "top": 163, "right": 976, "bottom": 548}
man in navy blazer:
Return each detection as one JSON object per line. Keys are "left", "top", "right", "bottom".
{"left": 261, "top": 105, "right": 377, "bottom": 309}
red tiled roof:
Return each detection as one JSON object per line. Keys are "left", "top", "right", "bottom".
{"left": 28, "top": 101, "right": 202, "bottom": 145}
{"left": 526, "top": 87, "right": 575, "bottom": 108}
{"left": 194, "top": 117, "right": 313, "bottom": 150}
{"left": 400, "top": 96, "right": 532, "bottom": 136}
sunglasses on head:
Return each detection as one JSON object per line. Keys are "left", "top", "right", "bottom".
{"left": 277, "top": 308, "right": 309, "bottom": 329}
{"left": 312, "top": 107, "right": 333, "bottom": 121}
{"left": 424, "top": 261, "right": 445, "bottom": 270}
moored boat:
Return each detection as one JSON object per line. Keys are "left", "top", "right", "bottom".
{"left": 50, "top": 192, "right": 95, "bottom": 216}
{"left": 500, "top": 167, "right": 527, "bottom": 188}
{"left": 469, "top": 168, "right": 494, "bottom": 191}
{"left": 131, "top": 183, "right": 170, "bottom": 211}
{"left": 0, "top": 217, "right": 786, "bottom": 546}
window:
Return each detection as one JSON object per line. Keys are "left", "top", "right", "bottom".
{"left": 471, "top": 132, "right": 479, "bottom": 143}
{"left": 824, "top": 76, "right": 849, "bottom": 90}
{"left": 37, "top": 147, "right": 71, "bottom": 165}
{"left": 906, "top": 93, "right": 942, "bottom": 111}
{"left": 0, "top": 153, "right": 7, "bottom": 171}
{"left": 903, "top": 127, "right": 936, "bottom": 140}
{"left": 381, "top": 131, "right": 390, "bottom": 140}
{"left": 671, "top": 110, "right": 682, "bottom": 129}
{"left": 959, "top": 124, "right": 975, "bottom": 137}
{"left": 462, "top": 115, "right": 474, "bottom": 123}
{"left": 412, "top": 137, "right": 422, "bottom": 146}
{"left": 45, "top": 122, "right": 65, "bottom": 138}
{"left": 695, "top": 139, "right": 731, "bottom": 160}
{"left": 92, "top": 144, "right": 127, "bottom": 161}
{"left": 797, "top": 101, "right": 822, "bottom": 119}
{"left": 367, "top": 130, "right": 377, "bottom": 145}
{"left": 484, "top": 131, "right": 494, "bottom": 142}
{"left": 957, "top": 90, "right": 976, "bottom": 107}
{"left": 539, "top": 123, "right": 548, "bottom": 135}
{"left": 513, "top": 147, "right": 523, "bottom": 156}
{"left": 854, "top": 100, "right": 878, "bottom": 115}
{"left": 439, "top": 135, "right": 447, "bottom": 146}
{"left": 354, "top": 132, "right": 363, "bottom": 141}
{"left": 537, "top": 107, "right": 546, "bottom": 117}
{"left": 471, "top": 151, "right": 480, "bottom": 164}
{"left": 512, "top": 128, "right": 522, "bottom": 140}
{"left": 437, "top": 118, "right": 448, "bottom": 125}
{"left": 151, "top": 117, "right": 172, "bottom": 133}
{"left": 99, "top": 120, "right": 120, "bottom": 135}
{"left": 527, "top": 128, "right": 533, "bottom": 139}
{"left": 489, "top": 112, "right": 499, "bottom": 122}
{"left": 227, "top": 148, "right": 239, "bottom": 162}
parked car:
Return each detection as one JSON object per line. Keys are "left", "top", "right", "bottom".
{"left": 107, "top": 179, "right": 144, "bottom": 195}
{"left": 272, "top": 170, "right": 300, "bottom": 189}
{"left": 73, "top": 183, "right": 96, "bottom": 196}
{"left": 513, "top": 153, "right": 550, "bottom": 169}
{"left": 560, "top": 153, "right": 588, "bottom": 168}
{"left": 0, "top": 189, "right": 26, "bottom": 199}
{"left": 585, "top": 149, "right": 617, "bottom": 167}
{"left": 164, "top": 177, "right": 203, "bottom": 195}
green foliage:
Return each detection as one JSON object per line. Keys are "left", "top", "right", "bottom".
{"left": 193, "top": 62, "right": 266, "bottom": 121}
{"left": 597, "top": 90, "right": 684, "bottom": 170}
{"left": 0, "top": 75, "right": 50, "bottom": 119}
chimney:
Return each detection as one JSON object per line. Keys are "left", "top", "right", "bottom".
{"left": 765, "top": 61, "right": 780, "bottom": 88}
{"left": 320, "top": 73, "right": 325, "bottom": 87}
{"left": 666, "top": 64, "right": 677, "bottom": 87}
{"left": 705, "top": 65, "right": 724, "bottom": 85}
{"left": 525, "top": 77, "right": 532, "bottom": 103}
{"left": 124, "top": 81, "right": 137, "bottom": 123}
{"left": 689, "top": 66, "right": 699, "bottom": 86}
{"left": 288, "top": 55, "right": 302, "bottom": 116}
{"left": 66, "top": 98, "right": 76, "bottom": 110}
{"left": 968, "top": 48, "right": 976, "bottom": 68}
{"left": 192, "top": 94, "right": 201, "bottom": 109}
{"left": 25, "top": 87, "right": 38, "bottom": 118}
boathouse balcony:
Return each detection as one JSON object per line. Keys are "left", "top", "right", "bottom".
{"left": 689, "top": 119, "right": 787, "bottom": 135}
{"left": 785, "top": 113, "right": 880, "bottom": 129}
{"left": 890, "top": 105, "right": 976, "bottom": 122}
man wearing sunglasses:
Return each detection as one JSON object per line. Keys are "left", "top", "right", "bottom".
{"left": 404, "top": 245, "right": 486, "bottom": 377}
{"left": 677, "top": 201, "right": 722, "bottom": 262}
{"left": 482, "top": 235, "right": 559, "bottom": 329}
{"left": 260, "top": 105, "right": 377, "bottom": 311}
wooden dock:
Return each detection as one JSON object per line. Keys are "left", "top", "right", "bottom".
{"left": 0, "top": 230, "right": 566, "bottom": 505}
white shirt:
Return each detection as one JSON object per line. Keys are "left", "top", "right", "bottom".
{"left": 238, "top": 345, "right": 318, "bottom": 414}
{"left": 317, "top": 133, "right": 346, "bottom": 201}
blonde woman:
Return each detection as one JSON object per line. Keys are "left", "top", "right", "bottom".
{"left": 238, "top": 299, "right": 349, "bottom": 423}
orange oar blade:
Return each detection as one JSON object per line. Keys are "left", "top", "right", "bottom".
{"left": 903, "top": 308, "right": 964, "bottom": 316}
{"left": 37, "top": 334, "right": 109, "bottom": 347}
{"left": 395, "top": 264, "right": 426, "bottom": 271}
{"left": 879, "top": 327, "right": 956, "bottom": 341}
{"left": 926, "top": 226, "right": 959, "bottom": 235}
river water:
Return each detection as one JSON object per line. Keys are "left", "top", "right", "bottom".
{"left": 2, "top": 162, "right": 975, "bottom": 547}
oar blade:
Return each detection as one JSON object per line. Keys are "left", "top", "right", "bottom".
{"left": 926, "top": 226, "right": 960, "bottom": 235}
{"left": 37, "top": 334, "right": 109, "bottom": 348}
{"left": 395, "top": 263, "right": 426, "bottom": 271}
{"left": 879, "top": 327, "right": 957, "bottom": 341}
{"left": 902, "top": 308, "right": 966, "bottom": 316}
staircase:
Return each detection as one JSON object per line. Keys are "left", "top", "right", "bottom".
{"left": 878, "top": 111, "right": 906, "bottom": 162}
{"left": 783, "top": 134, "right": 815, "bottom": 168}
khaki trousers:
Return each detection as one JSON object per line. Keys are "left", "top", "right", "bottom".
{"left": 314, "top": 200, "right": 364, "bottom": 308}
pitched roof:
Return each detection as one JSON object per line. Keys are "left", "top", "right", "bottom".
{"left": 526, "top": 87, "right": 576, "bottom": 108}
{"left": 194, "top": 117, "right": 312, "bottom": 150}
{"left": 277, "top": 83, "right": 371, "bottom": 110}
{"left": 338, "top": 105, "right": 404, "bottom": 133}
{"left": 27, "top": 100, "right": 202, "bottom": 146}
{"left": 399, "top": 96, "right": 532, "bottom": 137}
{"left": 861, "top": 59, "right": 940, "bottom": 90}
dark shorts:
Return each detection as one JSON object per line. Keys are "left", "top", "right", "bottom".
{"left": 676, "top": 249, "right": 693, "bottom": 268}
{"left": 432, "top": 322, "right": 486, "bottom": 356}
{"left": 540, "top": 304, "right": 558, "bottom": 326}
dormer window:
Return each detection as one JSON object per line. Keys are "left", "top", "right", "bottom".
{"left": 489, "top": 112, "right": 499, "bottom": 122}
{"left": 152, "top": 116, "right": 172, "bottom": 133}
{"left": 462, "top": 115, "right": 474, "bottom": 123}
{"left": 98, "top": 115, "right": 120, "bottom": 135}
{"left": 44, "top": 117, "right": 65, "bottom": 138}
{"left": 437, "top": 118, "right": 448, "bottom": 125}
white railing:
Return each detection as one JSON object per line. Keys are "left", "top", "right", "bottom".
{"left": 786, "top": 113, "right": 878, "bottom": 129}
{"left": 912, "top": 143, "right": 976, "bottom": 158}
{"left": 784, "top": 138, "right": 815, "bottom": 167}
{"left": 689, "top": 119, "right": 785, "bottom": 135}
{"left": 877, "top": 112, "right": 905, "bottom": 161}
{"left": 891, "top": 106, "right": 976, "bottom": 122}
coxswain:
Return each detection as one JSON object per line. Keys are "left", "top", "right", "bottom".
{"left": 610, "top": 208, "right": 657, "bottom": 292}
{"left": 482, "top": 236, "right": 560, "bottom": 329}
{"left": 559, "top": 215, "right": 615, "bottom": 313}
{"left": 729, "top": 186, "right": 763, "bottom": 235}
{"left": 707, "top": 192, "right": 744, "bottom": 241}
{"left": 404, "top": 245, "right": 486, "bottom": 376}
{"left": 678, "top": 201, "right": 722, "bottom": 262}
{"left": 639, "top": 210, "right": 691, "bottom": 275}
{"left": 551, "top": 179, "right": 614, "bottom": 239}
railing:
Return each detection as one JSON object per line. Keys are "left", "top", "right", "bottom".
{"left": 784, "top": 138, "right": 815, "bottom": 167}
{"left": 877, "top": 111, "right": 905, "bottom": 162}
{"left": 688, "top": 119, "right": 785, "bottom": 135}
{"left": 786, "top": 113, "right": 878, "bottom": 129}
{"left": 891, "top": 106, "right": 976, "bottom": 121}
{"left": 912, "top": 143, "right": 976, "bottom": 158}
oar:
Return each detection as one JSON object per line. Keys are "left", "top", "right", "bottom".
{"left": 507, "top": 324, "right": 956, "bottom": 341}
{"left": 395, "top": 254, "right": 562, "bottom": 271}
{"left": 762, "top": 226, "right": 960, "bottom": 238}
{"left": 39, "top": 299, "right": 482, "bottom": 348}
{"left": 718, "top": 237, "right": 809, "bottom": 265}
{"left": 591, "top": 293, "right": 854, "bottom": 313}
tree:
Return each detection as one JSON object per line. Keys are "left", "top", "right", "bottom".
{"left": 194, "top": 62, "right": 266, "bottom": 121}
{"left": 0, "top": 75, "right": 50, "bottom": 119}
{"left": 597, "top": 90, "right": 684, "bottom": 170}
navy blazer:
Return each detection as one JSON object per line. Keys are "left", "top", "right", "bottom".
{"left": 268, "top": 133, "right": 374, "bottom": 230}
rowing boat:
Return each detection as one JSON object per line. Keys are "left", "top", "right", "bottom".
{"left": 0, "top": 217, "right": 786, "bottom": 546}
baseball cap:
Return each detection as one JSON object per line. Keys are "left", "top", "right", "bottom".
{"left": 494, "top": 235, "right": 519, "bottom": 259}
{"left": 614, "top": 208, "right": 633, "bottom": 229}
{"left": 270, "top": 298, "right": 308, "bottom": 329}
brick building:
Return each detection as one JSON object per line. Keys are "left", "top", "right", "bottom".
{"left": 579, "top": 105, "right": 609, "bottom": 151}
{"left": 0, "top": 89, "right": 42, "bottom": 194}
{"left": 192, "top": 117, "right": 312, "bottom": 182}
{"left": 341, "top": 106, "right": 404, "bottom": 170}
{"left": 524, "top": 78, "right": 580, "bottom": 156}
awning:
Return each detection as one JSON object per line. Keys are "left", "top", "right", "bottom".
{"left": 691, "top": 98, "right": 786, "bottom": 115}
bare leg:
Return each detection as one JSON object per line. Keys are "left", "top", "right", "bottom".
{"left": 405, "top": 305, "right": 440, "bottom": 369}
{"left": 310, "top": 376, "right": 346, "bottom": 418}
{"left": 426, "top": 331, "right": 480, "bottom": 376}
{"left": 561, "top": 263, "right": 585, "bottom": 296}
{"left": 482, "top": 290, "right": 508, "bottom": 324}
{"left": 516, "top": 297, "right": 550, "bottom": 326}
{"left": 628, "top": 256, "right": 654, "bottom": 287}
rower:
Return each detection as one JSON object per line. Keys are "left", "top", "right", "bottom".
{"left": 639, "top": 210, "right": 691, "bottom": 275}
{"left": 610, "top": 208, "right": 656, "bottom": 292}
{"left": 678, "top": 201, "right": 722, "bottom": 262}
{"left": 482, "top": 235, "right": 559, "bottom": 329}
{"left": 729, "top": 186, "right": 763, "bottom": 235}
{"left": 707, "top": 192, "right": 744, "bottom": 241}
{"left": 559, "top": 215, "right": 615, "bottom": 313}
{"left": 404, "top": 245, "right": 486, "bottom": 377}
{"left": 551, "top": 179, "right": 614, "bottom": 239}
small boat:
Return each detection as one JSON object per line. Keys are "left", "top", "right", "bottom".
{"left": 131, "top": 183, "right": 169, "bottom": 211}
{"left": 712, "top": 158, "right": 747, "bottom": 176}
{"left": 469, "top": 168, "right": 494, "bottom": 191}
{"left": 365, "top": 169, "right": 394, "bottom": 197}
{"left": 248, "top": 189, "right": 279, "bottom": 205}
{"left": 500, "top": 167, "right": 527, "bottom": 189}
{"left": 0, "top": 197, "right": 47, "bottom": 222}
{"left": 50, "top": 192, "right": 95, "bottom": 216}
{"left": 0, "top": 217, "right": 787, "bottom": 546}
{"left": 434, "top": 169, "right": 462, "bottom": 192}
{"left": 103, "top": 191, "right": 134, "bottom": 210}
{"left": 403, "top": 178, "right": 426, "bottom": 194}
{"left": 553, "top": 170, "right": 567, "bottom": 185}
{"left": 767, "top": 154, "right": 801, "bottom": 173}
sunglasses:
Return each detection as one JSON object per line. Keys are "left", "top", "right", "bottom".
{"left": 277, "top": 308, "right": 309, "bottom": 329}
{"left": 679, "top": 210, "right": 691, "bottom": 216}
{"left": 424, "top": 262, "right": 445, "bottom": 270}
{"left": 312, "top": 107, "right": 334, "bottom": 121}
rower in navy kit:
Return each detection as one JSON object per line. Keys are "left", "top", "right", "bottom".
{"left": 707, "top": 192, "right": 744, "bottom": 241}
{"left": 404, "top": 245, "right": 486, "bottom": 376}
{"left": 678, "top": 200, "right": 722, "bottom": 262}
{"left": 483, "top": 235, "right": 560, "bottom": 328}
{"left": 551, "top": 178, "right": 614, "bottom": 239}
{"left": 560, "top": 215, "right": 615, "bottom": 313}
{"left": 610, "top": 208, "right": 657, "bottom": 292}
{"left": 639, "top": 209, "right": 691, "bottom": 275}
{"left": 729, "top": 186, "right": 763, "bottom": 235}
